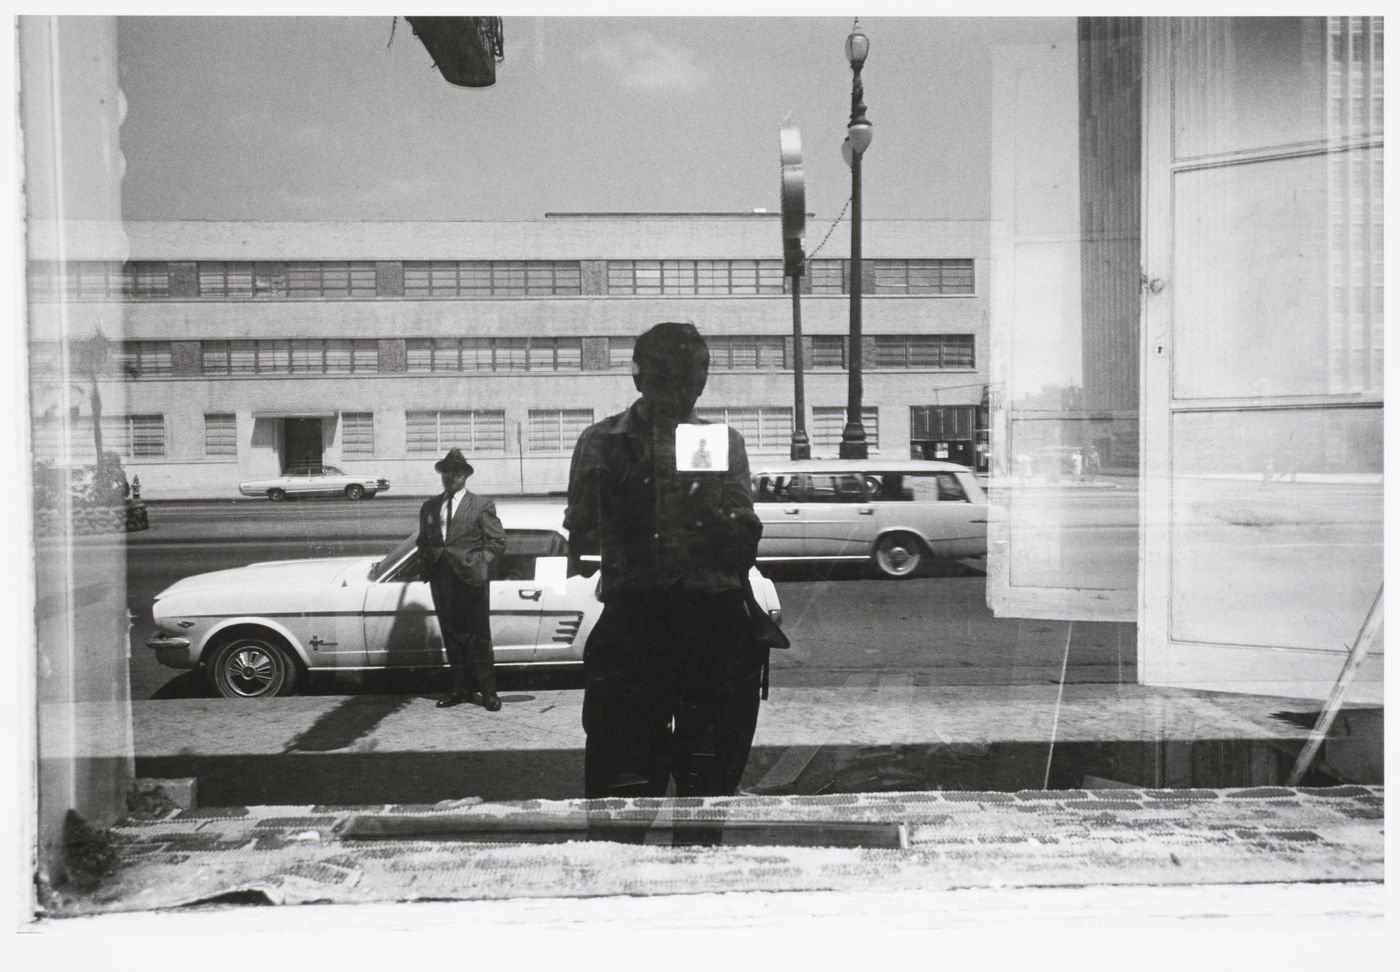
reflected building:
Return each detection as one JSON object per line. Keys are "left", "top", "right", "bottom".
{"left": 26, "top": 216, "right": 992, "bottom": 497}
{"left": 1077, "top": 18, "right": 1141, "bottom": 474}
{"left": 18, "top": 15, "right": 1385, "bottom": 904}
{"left": 1325, "top": 18, "right": 1384, "bottom": 400}
{"left": 989, "top": 17, "right": 1383, "bottom": 703}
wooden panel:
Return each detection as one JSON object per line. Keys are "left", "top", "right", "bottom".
{"left": 1168, "top": 408, "right": 1382, "bottom": 650}
{"left": 988, "top": 33, "right": 1139, "bottom": 622}
{"left": 1139, "top": 17, "right": 1384, "bottom": 699}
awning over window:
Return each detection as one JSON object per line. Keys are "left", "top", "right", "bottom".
{"left": 251, "top": 410, "right": 338, "bottom": 418}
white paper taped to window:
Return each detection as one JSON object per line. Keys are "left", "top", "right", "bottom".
{"left": 676, "top": 423, "right": 729, "bottom": 472}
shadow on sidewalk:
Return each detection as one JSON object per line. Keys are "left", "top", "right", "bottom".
{"left": 283, "top": 696, "right": 415, "bottom": 754}
{"left": 147, "top": 666, "right": 586, "bottom": 701}
{"left": 136, "top": 735, "right": 1373, "bottom": 808}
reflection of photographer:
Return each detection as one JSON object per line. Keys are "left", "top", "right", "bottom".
{"left": 564, "top": 322, "right": 764, "bottom": 798}
{"left": 690, "top": 437, "right": 712, "bottom": 469}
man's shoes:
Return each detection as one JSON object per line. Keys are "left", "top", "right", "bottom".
{"left": 439, "top": 690, "right": 501, "bottom": 711}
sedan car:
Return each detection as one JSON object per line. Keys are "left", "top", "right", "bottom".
{"left": 147, "top": 504, "right": 784, "bottom": 699}
{"left": 750, "top": 459, "right": 988, "bottom": 578}
{"left": 238, "top": 464, "right": 390, "bottom": 501}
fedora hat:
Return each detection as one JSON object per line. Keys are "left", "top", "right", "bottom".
{"left": 433, "top": 448, "right": 474, "bottom": 476}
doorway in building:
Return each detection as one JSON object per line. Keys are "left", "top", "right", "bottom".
{"left": 910, "top": 405, "right": 984, "bottom": 471}
{"left": 283, "top": 418, "right": 324, "bottom": 470}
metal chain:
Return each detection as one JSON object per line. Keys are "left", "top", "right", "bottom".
{"left": 803, "top": 196, "right": 852, "bottom": 267}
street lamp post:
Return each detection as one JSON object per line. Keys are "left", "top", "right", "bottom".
{"left": 840, "top": 19, "right": 872, "bottom": 460}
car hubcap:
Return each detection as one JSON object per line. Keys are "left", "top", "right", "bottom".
{"left": 880, "top": 541, "right": 918, "bottom": 575}
{"left": 226, "top": 646, "right": 276, "bottom": 695}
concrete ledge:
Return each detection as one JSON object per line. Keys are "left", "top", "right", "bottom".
{"left": 44, "top": 786, "right": 1384, "bottom": 918}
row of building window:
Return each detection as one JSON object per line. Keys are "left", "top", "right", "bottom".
{"left": 34, "top": 407, "right": 883, "bottom": 461}
{"left": 406, "top": 337, "right": 583, "bottom": 373}
{"left": 33, "top": 334, "right": 976, "bottom": 378}
{"left": 368, "top": 407, "right": 881, "bottom": 457}
{"left": 404, "top": 261, "right": 581, "bottom": 298}
{"left": 29, "top": 258, "right": 975, "bottom": 300}
{"left": 194, "top": 261, "right": 379, "bottom": 299}
{"left": 32, "top": 414, "right": 169, "bottom": 460}
{"left": 606, "top": 260, "right": 787, "bottom": 296}
{"left": 401, "top": 407, "right": 881, "bottom": 457}
{"left": 201, "top": 339, "right": 382, "bottom": 375}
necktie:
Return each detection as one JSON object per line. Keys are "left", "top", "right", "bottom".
{"left": 445, "top": 491, "right": 454, "bottom": 539}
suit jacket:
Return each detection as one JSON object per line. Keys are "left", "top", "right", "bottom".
{"left": 417, "top": 489, "right": 507, "bottom": 586}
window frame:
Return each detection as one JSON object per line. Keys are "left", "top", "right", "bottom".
{"left": 811, "top": 407, "right": 880, "bottom": 451}
{"left": 100, "top": 413, "right": 166, "bottom": 459}
{"left": 694, "top": 405, "right": 793, "bottom": 454}
{"left": 526, "top": 408, "right": 594, "bottom": 454}
{"left": 341, "top": 411, "right": 375, "bottom": 458}
{"left": 405, "top": 409, "right": 508, "bottom": 457}
{"left": 402, "top": 260, "right": 582, "bottom": 298}
{"left": 872, "top": 334, "right": 976, "bottom": 370}
{"left": 203, "top": 413, "right": 237, "bottom": 459}
{"left": 606, "top": 259, "right": 786, "bottom": 296}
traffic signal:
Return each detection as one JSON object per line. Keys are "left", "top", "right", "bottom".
{"left": 779, "top": 120, "right": 807, "bottom": 277}
{"left": 405, "top": 16, "right": 504, "bottom": 88}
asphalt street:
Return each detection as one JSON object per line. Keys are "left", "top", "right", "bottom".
{"left": 123, "top": 497, "right": 1135, "bottom": 702}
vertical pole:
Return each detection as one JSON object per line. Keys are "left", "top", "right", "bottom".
{"left": 841, "top": 148, "right": 866, "bottom": 458}
{"left": 790, "top": 278, "right": 810, "bottom": 459}
{"left": 516, "top": 421, "right": 525, "bottom": 495}
{"left": 841, "top": 57, "right": 869, "bottom": 461}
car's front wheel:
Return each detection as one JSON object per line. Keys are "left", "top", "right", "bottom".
{"left": 345, "top": 483, "right": 365, "bottom": 500}
{"left": 206, "top": 634, "right": 299, "bottom": 699}
{"left": 267, "top": 488, "right": 286, "bottom": 502}
{"left": 873, "top": 532, "right": 925, "bottom": 579}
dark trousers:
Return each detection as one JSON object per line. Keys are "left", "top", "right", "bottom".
{"left": 429, "top": 560, "right": 496, "bottom": 695}
{"left": 582, "top": 590, "right": 762, "bottom": 799}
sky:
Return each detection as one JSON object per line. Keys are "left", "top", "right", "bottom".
{"left": 114, "top": 15, "right": 1076, "bottom": 224}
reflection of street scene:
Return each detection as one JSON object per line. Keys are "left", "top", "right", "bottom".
{"left": 750, "top": 458, "right": 986, "bottom": 577}
{"left": 143, "top": 500, "right": 782, "bottom": 700}
{"left": 22, "top": 14, "right": 1384, "bottom": 924}
{"left": 119, "top": 492, "right": 1379, "bottom": 802}
{"left": 1011, "top": 445, "right": 1102, "bottom": 485}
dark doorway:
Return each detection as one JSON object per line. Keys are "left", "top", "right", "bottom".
{"left": 284, "top": 418, "right": 324, "bottom": 470}
{"left": 910, "top": 405, "right": 984, "bottom": 470}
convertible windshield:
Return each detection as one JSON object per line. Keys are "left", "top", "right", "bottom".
{"left": 369, "top": 532, "right": 417, "bottom": 581}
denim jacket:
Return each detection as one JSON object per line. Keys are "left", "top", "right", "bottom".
{"left": 564, "top": 401, "right": 762, "bottom": 598}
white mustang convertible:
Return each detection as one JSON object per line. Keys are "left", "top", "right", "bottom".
{"left": 147, "top": 504, "right": 785, "bottom": 699}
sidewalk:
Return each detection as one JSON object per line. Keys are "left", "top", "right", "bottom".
{"left": 88, "top": 682, "right": 1382, "bottom": 805}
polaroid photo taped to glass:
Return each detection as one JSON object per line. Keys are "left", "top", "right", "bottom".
{"left": 675, "top": 423, "right": 729, "bottom": 472}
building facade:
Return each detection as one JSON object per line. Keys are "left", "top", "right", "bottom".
{"left": 28, "top": 215, "right": 990, "bottom": 498}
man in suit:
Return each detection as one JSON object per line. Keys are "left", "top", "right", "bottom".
{"left": 418, "top": 448, "right": 507, "bottom": 710}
